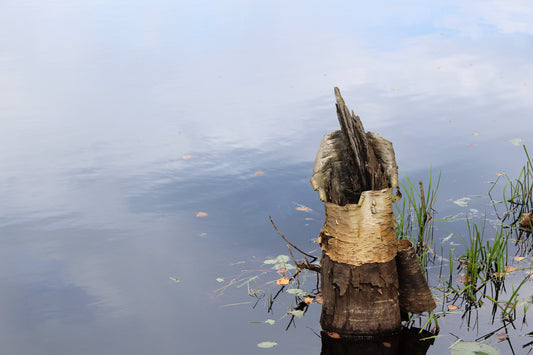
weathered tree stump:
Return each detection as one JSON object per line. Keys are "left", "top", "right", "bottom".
{"left": 311, "top": 88, "right": 435, "bottom": 340}
{"left": 311, "top": 88, "right": 402, "bottom": 335}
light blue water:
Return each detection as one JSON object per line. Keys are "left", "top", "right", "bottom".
{"left": 1, "top": 1, "right": 532, "bottom": 353}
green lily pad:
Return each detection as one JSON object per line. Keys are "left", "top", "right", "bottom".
{"left": 289, "top": 310, "right": 305, "bottom": 318}
{"left": 450, "top": 341, "right": 499, "bottom": 355}
{"left": 286, "top": 288, "right": 308, "bottom": 297}
{"left": 264, "top": 255, "right": 290, "bottom": 264}
{"left": 257, "top": 341, "right": 278, "bottom": 348}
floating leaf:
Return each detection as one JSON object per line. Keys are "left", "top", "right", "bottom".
{"left": 448, "top": 304, "right": 458, "bottom": 310}
{"left": 315, "top": 293, "right": 323, "bottom": 304}
{"left": 473, "top": 132, "right": 480, "bottom": 136}
{"left": 505, "top": 266, "right": 516, "bottom": 272}
{"left": 169, "top": 277, "right": 180, "bottom": 283}
{"left": 496, "top": 173, "right": 505, "bottom": 177}
{"left": 383, "top": 342, "right": 392, "bottom": 348}
{"left": 286, "top": 288, "right": 308, "bottom": 297}
{"left": 277, "top": 268, "right": 289, "bottom": 274}
{"left": 450, "top": 341, "right": 499, "bottom": 355}
{"left": 496, "top": 333, "right": 507, "bottom": 342}
{"left": 182, "top": 155, "right": 192, "bottom": 160}
{"left": 257, "top": 341, "right": 278, "bottom": 348}
{"left": 196, "top": 212, "right": 208, "bottom": 217}
{"left": 519, "top": 212, "right": 533, "bottom": 228}
{"left": 296, "top": 205, "right": 310, "bottom": 212}
{"left": 328, "top": 332, "right": 341, "bottom": 339}
{"left": 251, "top": 319, "right": 276, "bottom": 325}
{"left": 272, "top": 263, "right": 295, "bottom": 270}
{"left": 255, "top": 171, "right": 264, "bottom": 175}
{"left": 304, "top": 297, "right": 313, "bottom": 305}
{"left": 264, "top": 255, "right": 290, "bottom": 264}
{"left": 289, "top": 310, "right": 305, "bottom": 318}
{"left": 510, "top": 138, "right": 524, "bottom": 146}
{"left": 216, "top": 278, "right": 224, "bottom": 283}
{"left": 453, "top": 197, "right": 471, "bottom": 207}
{"left": 276, "top": 277, "right": 290, "bottom": 285}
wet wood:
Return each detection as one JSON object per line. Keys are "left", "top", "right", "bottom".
{"left": 320, "top": 254, "right": 400, "bottom": 335}
{"left": 396, "top": 239, "right": 437, "bottom": 314}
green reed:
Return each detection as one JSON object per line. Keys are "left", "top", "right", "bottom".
{"left": 395, "top": 169, "right": 441, "bottom": 265}
{"left": 489, "top": 145, "right": 533, "bottom": 234}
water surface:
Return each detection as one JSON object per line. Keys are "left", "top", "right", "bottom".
{"left": 1, "top": 1, "right": 533, "bottom": 353}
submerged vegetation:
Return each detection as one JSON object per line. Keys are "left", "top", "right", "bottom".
{"left": 214, "top": 146, "right": 533, "bottom": 353}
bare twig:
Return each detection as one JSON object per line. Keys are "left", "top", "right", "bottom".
{"left": 296, "top": 260, "right": 321, "bottom": 273}
{"left": 269, "top": 216, "right": 318, "bottom": 262}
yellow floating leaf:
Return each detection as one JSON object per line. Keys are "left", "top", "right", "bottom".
{"left": 315, "top": 293, "right": 323, "bottom": 304}
{"left": 496, "top": 173, "right": 504, "bottom": 177}
{"left": 275, "top": 277, "right": 290, "bottom": 285}
{"left": 296, "top": 206, "right": 310, "bottom": 211}
{"left": 473, "top": 132, "right": 480, "bottom": 136}
{"left": 448, "top": 304, "right": 458, "bottom": 310}
{"left": 196, "top": 212, "right": 208, "bottom": 217}
{"left": 328, "top": 332, "right": 341, "bottom": 339}
{"left": 304, "top": 297, "right": 313, "bottom": 305}
{"left": 505, "top": 266, "right": 516, "bottom": 272}
{"left": 169, "top": 277, "right": 180, "bottom": 283}
{"left": 255, "top": 171, "right": 264, "bottom": 175}
{"left": 182, "top": 155, "right": 192, "bottom": 160}
{"left": 514, "top": 256, "right": 525, "bottom": 261}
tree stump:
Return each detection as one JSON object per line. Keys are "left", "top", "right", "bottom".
{"left": 310, "top": 88, "right": 403, "bottom": 335}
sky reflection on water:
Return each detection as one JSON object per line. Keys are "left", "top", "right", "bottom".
{"left": 1, "top": 0, "right": 533, "bottom": 353}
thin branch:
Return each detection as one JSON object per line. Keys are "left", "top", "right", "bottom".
{"left": 269, "top": 216, "right": 318, "bottom": 262}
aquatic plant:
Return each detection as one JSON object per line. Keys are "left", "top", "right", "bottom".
{"left": 395, "top": 170, "right": 441, "bottom": 272}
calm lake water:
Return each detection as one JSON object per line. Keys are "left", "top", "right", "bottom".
{"left": 1, "top": 1, "right": 533, "bottom": 354}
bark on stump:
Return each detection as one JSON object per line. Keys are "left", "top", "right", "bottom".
{"left": 311, "top": 88, "right": 402, "bottom": 336}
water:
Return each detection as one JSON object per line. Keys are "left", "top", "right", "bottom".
{"left": 1, "top": 1, "right": 533, "bottom": 353}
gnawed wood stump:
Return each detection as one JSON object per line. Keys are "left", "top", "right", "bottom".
{"left": 311, "top": 87, "right": 435, "bottom": 337}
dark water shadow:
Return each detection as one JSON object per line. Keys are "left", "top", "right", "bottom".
{"left": 320, "top": 327, "right": 435, "bottom": 355}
